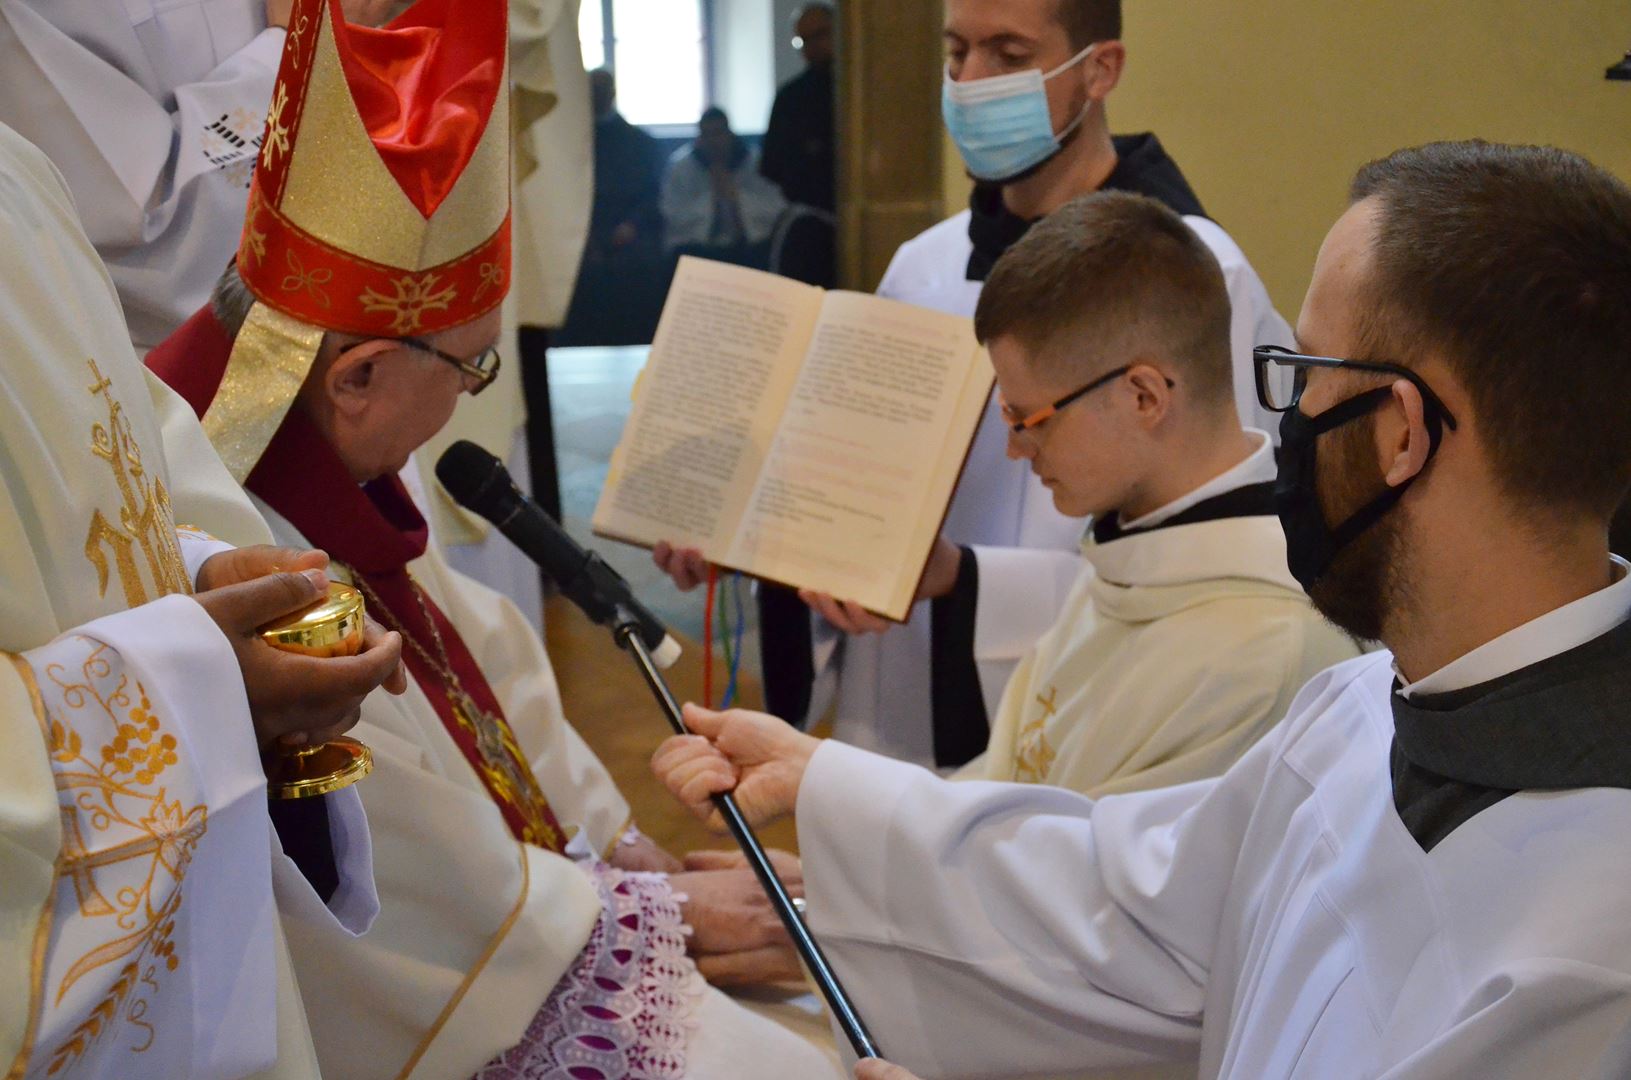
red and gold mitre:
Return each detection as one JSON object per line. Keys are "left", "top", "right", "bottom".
{"left": 240, "top": 0, "right": 511, "bottom": 336}
{"left": 194, "top": 0, "right": 511, "bottom": 482}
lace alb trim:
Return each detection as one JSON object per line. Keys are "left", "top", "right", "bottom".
{"left": 473, "top": 864, "right": 702, "bottom": 1080}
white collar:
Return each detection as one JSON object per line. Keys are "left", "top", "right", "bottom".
{"left": 1118, "top": 429, "right": 1275, "bottom": 532}
{"left": 1084, "top": 513, "right": 1300, "bottom": 592}
{"left": 1397, "top": 556, "right": 1631, "bottom": 698}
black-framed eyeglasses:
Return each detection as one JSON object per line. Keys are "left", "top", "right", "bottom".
{"left": 399, "top": 336, "right": 501, "bottom": 395}
{"left": 1253, "top": 345, "right": 1457, "bottom": 429}
{"left": 338, "top": 336, "right": 502, "bottom": 395}
{"left": 1001, "top": 365, "right": 1175, "bottom": 435}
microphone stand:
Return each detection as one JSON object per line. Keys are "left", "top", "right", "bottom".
{"left": 612, "top": 607, "right": 881, "bottom": 1061}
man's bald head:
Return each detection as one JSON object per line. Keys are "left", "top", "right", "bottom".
{"left": 794, "top": 3, "right": 834, "bottom": 66}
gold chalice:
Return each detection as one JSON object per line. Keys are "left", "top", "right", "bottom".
{"left": 258, "top": 581, "right": 375, "bottom": 799}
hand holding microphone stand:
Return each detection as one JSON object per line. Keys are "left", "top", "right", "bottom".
{"left": 435, "top": 441, "right": 881, "bottom": 1062}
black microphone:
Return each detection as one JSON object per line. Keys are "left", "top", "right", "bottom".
{"left": 435, "top": 440, "right": 681, "bottom": 669}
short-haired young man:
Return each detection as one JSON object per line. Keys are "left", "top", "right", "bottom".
{"left": 955, "top": 190, "right": 1359, "bottom": 797}
{"left": 655, "top": 140, "right": 1631, "bottom": 1078}
{"left": 659, "top": 0, "right": 1294, "bottom": 774}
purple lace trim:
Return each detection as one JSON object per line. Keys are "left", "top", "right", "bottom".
{"left": 473, "top": 865, "right": 701, "bottom": 1080}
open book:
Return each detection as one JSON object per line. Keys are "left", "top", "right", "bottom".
{"left": 592, "top": 256, "right": 994, "bottom": 621}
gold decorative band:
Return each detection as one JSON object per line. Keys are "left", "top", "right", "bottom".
{"left": 202, "top": 302, "right": 326, "bottom": 483}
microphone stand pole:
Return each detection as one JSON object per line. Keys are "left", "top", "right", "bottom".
{"left": 612, "top": 608, "right": 881, "bottom": 1061}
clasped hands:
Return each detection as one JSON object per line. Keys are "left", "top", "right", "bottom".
{"left": 607, "top": 828, "right": 807, "bottom": 985}
{"left": 193, "top": 545, "right": 405, "bottom": 750}
{"left": 651, "top": 537, "right": 965, "bottom": 636}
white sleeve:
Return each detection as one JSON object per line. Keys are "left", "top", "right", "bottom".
{"left": 0, "top": 3, "right": 281, "bottom": 248}
{"left": 739, "top": 153, "right": 789, "bottom": 242}
{"left": 660, "top": 155, "right": 711, "bottom": 248}
{"left": 796, "top": 733, "right": 1282, "bottom": 1077}
{"left": 1380, "top": 962, "right": 1631, "bottom": 1079}
{"left": 179, "top": 531, "right": 234, "bottom": 589}
{"left": 968, "top": 543, "right": 1086, "bottom": 664}
{"left": 21, "top": 595, "right": 281, "bottom": 1077}
{"left": 269, "top": 787, "right": 379, "bottom": 935}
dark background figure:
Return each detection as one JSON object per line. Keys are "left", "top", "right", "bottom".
{"left": 761, "top": 3, "right": 836, "bottom": 212}
{"left": 661, "top": 106, "right": 788, "bottom": 271}
{"left": 557, "top": 69, "right": 669, "bottom": 347}
{"left": 759, "top": 3, "right": 838, "bottom": 289}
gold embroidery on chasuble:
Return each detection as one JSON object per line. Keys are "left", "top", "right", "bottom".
{"left": 82, "top": 360, "right": 190, "bottom": 608}
{"left": 38, "top": 644, "right": 206, "bottom": 1074}
{"left": 1015, "top": 686, "right": 1059, "bottom": 783}
{"left": 347, "top": 573, "right": 566, "bottom": 852}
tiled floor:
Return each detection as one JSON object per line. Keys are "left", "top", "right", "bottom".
{"left": 549, "top": 345, "right": 761, "bottom": 676}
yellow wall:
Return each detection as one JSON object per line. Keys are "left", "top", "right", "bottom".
{"left": 946, "top": 1, "right": 1631, "bottom": 320}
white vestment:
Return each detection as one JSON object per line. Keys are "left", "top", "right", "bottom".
{"left": 0, "top": 122, "right": 373, "bottom": 1080}
{"left": 812, "top": 207, "right": 1293, "bottom": 766}
{"left": 796, "top": 569, "right": 1631, "bottom": 1079}
{"left": 254, "top": 497, "right": 841, "bottom": 1079}
{"left": 0, "top": 0, "right": 278, "bottom": 350}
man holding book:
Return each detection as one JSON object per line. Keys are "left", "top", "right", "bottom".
{"left": 653, "top": 139, "right": 1631, "bottom": 1080}
{"left": 658, "top": 0, "right": 1294, "bottom": 772}
{"left": 145, "top": 0, "right": 841, "bottom": 1074}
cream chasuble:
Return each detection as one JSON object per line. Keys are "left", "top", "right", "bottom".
{"left": 0, "top": 122, "right": 373, "bottom": 1080}
{"left": 255, "top": 498, "right": 613, "bottom": 1079}
{"left": 971, "top": 515, "right": 1363, "bottom": 798}
{"left": 254, "top": 494, "right": 843, "bottom": 1079}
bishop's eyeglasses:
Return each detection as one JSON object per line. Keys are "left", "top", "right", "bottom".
{"left": 397, "top": 336, "right": 502, "bottom": 395}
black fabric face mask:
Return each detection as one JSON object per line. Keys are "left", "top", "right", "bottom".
{"left": 1275, "top": 387, "right": 1446, "bottom": 590}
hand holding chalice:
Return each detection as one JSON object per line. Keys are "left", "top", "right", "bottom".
{"left": 192, "top": 546, "right": 405, "bottom": 797}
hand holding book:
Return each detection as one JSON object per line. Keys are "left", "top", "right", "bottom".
{"left": 652, "top": 535, "right": 966, "bottom": 637}
{"left": 599, "top": 257, "right": 993, "bottom": 621}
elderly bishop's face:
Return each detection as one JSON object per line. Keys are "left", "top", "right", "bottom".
{"left": 317, "top": 307, "right": 502, "bottom": 483}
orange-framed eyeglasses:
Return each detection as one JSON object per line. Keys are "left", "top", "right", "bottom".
{"left": 1000, "top": 365, "right": 1173, "bottom": 434}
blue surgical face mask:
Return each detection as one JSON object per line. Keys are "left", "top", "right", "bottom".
{"left": 942, "top": 42, "right": 1097, "bottom": 184}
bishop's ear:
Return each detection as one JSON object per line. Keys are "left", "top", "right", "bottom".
{"left": 324, "top": 339, "right": 393, "bottom": 417}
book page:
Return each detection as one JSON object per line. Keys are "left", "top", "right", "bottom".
{"left": 722, "top": 290, "right": 988, "bottom": 617}
{"left": 592, "top": 257, "right": 822, "bottom": 551}
{"left": 887, "top": 347, "right": 996, "bottom": 616}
